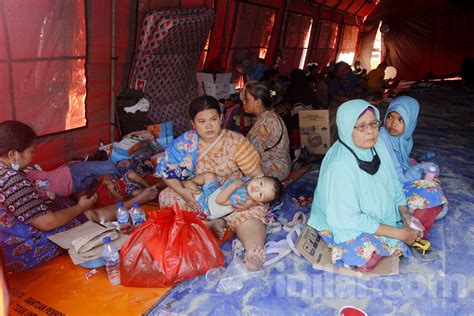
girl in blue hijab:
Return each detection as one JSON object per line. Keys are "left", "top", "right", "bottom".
{"left": 379, "top": 96, "right": 448, "bottom": 222}
{"left": 308, "top": 100, "right": 420, "bottom": 271}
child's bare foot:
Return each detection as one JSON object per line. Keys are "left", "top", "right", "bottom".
{"left": 136, "top": 186, "right": 158, "bottom": 204}
{"left": 206, "top": 218, "right": 226, "bottom": 239}
{"left": 244, "top": 242, "right": 265, "bottom": 271}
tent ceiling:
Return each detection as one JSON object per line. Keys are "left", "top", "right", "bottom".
{"left": 304, "top": 0, "right": 378, "bottom": 18}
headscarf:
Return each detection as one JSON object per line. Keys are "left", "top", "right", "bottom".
{"left": 308, "top": 99, "right": 407, "bottom": 245}
{"left": 336, "top": 100, "right": 380, "bottom": 160}
{"left": 379, "top": 96, "right": 420, "bottom": 172}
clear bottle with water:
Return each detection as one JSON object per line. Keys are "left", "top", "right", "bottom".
{"left": 130, "top": 202, "right": 146, "bottom": 228}
{"left": 116, "top": 202, "right": 132, "bottom": 234}
{"left": 102, "top": 236, "right": 120, "bottom": 285}
{"left": 424, "top": 166, "right": 437, "bottom": 181}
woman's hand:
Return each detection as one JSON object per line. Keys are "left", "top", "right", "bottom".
{"left": 233, "top": 197, "right": 257, "bottom": 212}
{"left": 398, "top": 226, "right": 421, "bottom": 246}
{"left": 78, "top": 194, "right": 97, "bottom": 211}
{"left": 178, "top": 187, "right": 201, "bottom": 211}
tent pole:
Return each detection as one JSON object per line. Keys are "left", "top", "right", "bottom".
{"left": 110, "top": 0, "right": 117, "bottom": 142}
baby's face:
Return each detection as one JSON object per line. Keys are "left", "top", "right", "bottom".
{"left": 246, "top": 178, "right": 275, "bottom": 203}
{"left": 385, "top": 111, "right": 405, "bottom": 136}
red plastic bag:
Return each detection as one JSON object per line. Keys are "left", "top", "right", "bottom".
{"left": 120, "top": 203, "right": 224, "bottom": 287}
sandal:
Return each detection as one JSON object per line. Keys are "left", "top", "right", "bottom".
{"left": 263, "top": 239, "right": 292, "bottom": 267}
{"left": 283, "top": 212, "right": 307, "bottom": 232}
{"left": 286, "top": 224, "right": 304, "bottom": 257}
{"left": 411, "top": 239, "right": 439, "bottom": 262}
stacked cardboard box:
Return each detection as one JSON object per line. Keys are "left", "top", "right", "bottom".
{"left": 196, "top": 72, "right": 233, "bottom": 99}
{"left": 299, "top": 108, "right": 338, "bottom": 155}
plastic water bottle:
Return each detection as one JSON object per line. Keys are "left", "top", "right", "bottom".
{"left": 130, "top": 202, "right": 146, "bottom": 228}
{"left": 424, "top": 166, "right": 437, "bottom": 180}
{"left": 116, "top": 202, "right": 132, "bottom": 234}
{"left": 102, "top": 237, "right": 120, "bottom": 285}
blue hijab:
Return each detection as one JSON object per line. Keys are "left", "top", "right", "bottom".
{"left": 308, "top": 99, "right": 407, "bottom": 245}
{"left": 379, "top": 96, "right": 420, "bottom": 180}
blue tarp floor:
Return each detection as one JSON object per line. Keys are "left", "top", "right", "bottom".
{"left": 148, "top": 82, "right": 474, "bottom": 316}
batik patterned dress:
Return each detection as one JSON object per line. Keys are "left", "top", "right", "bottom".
{"left": 0, "top": 163, "right": 85, "bottom": 272}
{"left": 247, "top": 111, "right": 291, "bottom": 181}
{"left": 158, "top": 129, "right": 269, "bottom": 231}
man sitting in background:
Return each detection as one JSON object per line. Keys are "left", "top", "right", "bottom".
{"left": 366, "top": 61, "right": 388, "bottom": 99}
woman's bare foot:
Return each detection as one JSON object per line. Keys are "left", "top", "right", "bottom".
{"left": 135, "top": 186, "right": 158, "bottom": 204}
{"left": 244, "top": 242, "right": 265, "bottom": 271}
{"left": 206, "top": 218, "right": 226, "bottom": 239}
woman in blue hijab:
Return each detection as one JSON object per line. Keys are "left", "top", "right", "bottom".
{"left": 308, "top": 100, "right": 420, "bottom": 271}
{"left": 379, "top": 96, "right": 448, "bottom": 224}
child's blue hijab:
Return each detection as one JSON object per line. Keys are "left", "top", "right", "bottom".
{"left": 380, "top": 96, "right": 420, "bottom": 172}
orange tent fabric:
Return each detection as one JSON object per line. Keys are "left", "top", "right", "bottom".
{"left": 359, "top": 0, "right": 474, "bottom": 80}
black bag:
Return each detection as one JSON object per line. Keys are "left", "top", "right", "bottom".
{"left": 115, "top": 89, "right": 154, "bottom": 136}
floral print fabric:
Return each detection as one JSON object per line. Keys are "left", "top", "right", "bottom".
{"left": 318, "top": 229, "right": 410, "bottom": 268}
{"left": 403, "top": 179, "right": 448, "bottom": 210}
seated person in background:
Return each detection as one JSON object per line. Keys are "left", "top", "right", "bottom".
{"left": 379, "top": 96, "right": 448, "bottom": 224}
{"left": 366, "top": 61, "right": 388, "bottom": 99}
{"left": 235, "top": 54, "right": 269, "bottom": 83}
{"left": 286, "top": 69, "right": 320, "bottom": 108}
{"left": 305, "top": 62, "right": 319, "bottom": 90}
{"left": 241, "top": 82, "right": 291, "bottom": 181}
{"left": 353, "top": 60, "right": 367, "bottom": 79}
{"left": 260, "top": 68, "right": 280, "bottom": 83}
{"left": 328, "top": 61, "right": 363, "bottom": 106}
{"left": 182, "top": 172, "right": 284, "bottom": 221}
{"left": 315, "top": 67, "right": 331, "bottom": 109}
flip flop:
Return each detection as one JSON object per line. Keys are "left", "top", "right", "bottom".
{"left": 411, "top": 239, "right": 439, "bottom": 262}
{"left": 286, "top": 224, "right": 304, "bottom": 257}
{"left": 263, "top": 239, "right": 292, "bottom": 267}
{"left": 283, "top": 211, "right": 307, "bottom": 232}
{"left": 267, "top": 222, "right": 283, "bottom": 235}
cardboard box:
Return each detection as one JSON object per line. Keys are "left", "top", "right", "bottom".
{"left": 295, "top": 225, "right": 399, "bottom": 279}
{"left": 113, "top": 138, "right": 141, "bottom": 157}
{"left": 299, "top": 108, "right": 337, "bottom": 155}
{"left": 196, "top": 72, "right": 232, "bottom": 99}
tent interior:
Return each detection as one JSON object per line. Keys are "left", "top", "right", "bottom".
{"left": 1, "top": 0, "right": 473, "bottom": 315}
